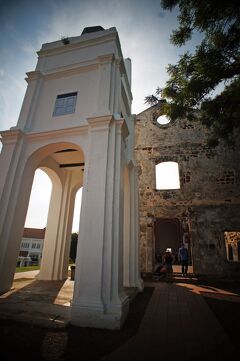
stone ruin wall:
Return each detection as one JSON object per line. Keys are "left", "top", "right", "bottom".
{"left": 135, "top": 105, "right": 240, "bottom": 277}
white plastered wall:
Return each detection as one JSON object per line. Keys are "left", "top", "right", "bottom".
{"left": 0, "top": 27, "right": 142, "bottom": 329}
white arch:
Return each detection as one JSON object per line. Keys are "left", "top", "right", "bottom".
{"left": 0, "top": 140, "right": 85, "bottom": 289}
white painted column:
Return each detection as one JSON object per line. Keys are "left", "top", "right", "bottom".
{"left": 0, "top": 130, "right": 24, "bottom": 222}
{"left": 61, "top": 187, "right": 78, "bottom": 277}
{"left": 0, "top": 134, "right": 35, "bottom": 294}
{"left": 104, "top": 120, "right": 129, "bottom": 317}
{"left": 53, "top": 172, "right": 75, "bottom": 280}
{"left": 38, "top": 171, "right": 78, "bottom": 280}
{"left": 38, "top": 172, "right": 63, "bottom": 280}
{"left": 113, "top": 58, "right": 122, "bottom": 115}
{"left": 129, "top": 164, "right": 144, "bottom": 290}
{"left": 96, "top": 55, "right": 114, "bottom": 116}
{"left": 122, "top": 113, "right": 143, "bottom": 290}
{"left": 71, "top": 115, "right": 111, "bottom": 326}
{"left": 16, "top": 71, "right": 43, "bottom": 131}
{"left": 123, "top": 162, "right": 143, "bottom": 290}
{"left": 71, "top": 115, "right": 129, "bottom": 329}
{"left": 123, "top": 167, "right": 131, "bottom": 286}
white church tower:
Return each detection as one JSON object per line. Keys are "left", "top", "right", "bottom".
{"left": 0, "top": 26, "right": 143, "bottom": 329}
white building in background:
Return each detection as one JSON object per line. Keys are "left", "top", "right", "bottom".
{"left": 18, "top": 228, "right": 45, "bottom": 266}
{"left": 0, "top": 26, "right": 143, "bottom": 329}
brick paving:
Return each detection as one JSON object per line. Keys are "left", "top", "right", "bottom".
{"left": 101, "top": 279, "right": 236, "bottom": 361}
{"left": 0, "top": 272, "right": 239, "bottom": 360}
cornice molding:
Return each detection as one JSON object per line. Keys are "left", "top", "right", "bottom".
{"left": 97, "top": 53, "right": 115, "bottom": 65}
{"left": 25, "top": 62, "right": 99, "bottom": 82}
{"left": 116, "top": 58, "right": 132, "bottom": 101}
{"left": 116, "top": 118, "right": 129, "bottom": 139}
{"left": 25, "top": 125, "right": 89, "bottom": 141}
{"left": 25, "top": 52, "right": 119, "bottom": 82}
{"left": 116, "top": 57, "right": 125, "bottom": 74}
{"left": 44, "top": 64, "right": 98, "bottom": 80}
{"left": 25, "top": 70, "right": 42, "bottom": 82}
{"left": 37, "top": 31, "right": 118, "bottom": 58}
{"left": 87, "top": 115, "right": 113, "bottom": 130}
{"left": 0, "top": 129, "right": 24, "bottom": 145}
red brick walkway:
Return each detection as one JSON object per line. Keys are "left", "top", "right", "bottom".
{"left": 101, "top": 279, "right": 235, "bottom": 361}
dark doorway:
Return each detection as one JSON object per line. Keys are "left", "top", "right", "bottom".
{"left": 154, "top": 218, "right": 182, "bottom": 264}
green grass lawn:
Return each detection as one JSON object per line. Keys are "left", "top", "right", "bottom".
{"left": 15, "top": 265, "right": 40, "bottom": 273}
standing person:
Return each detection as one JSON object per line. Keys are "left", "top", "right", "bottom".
{"left": 178, "top": 243, "right": 189, "bottom": 276}
{"left": 163, "top": 248, "right": 175, "bottom": 282}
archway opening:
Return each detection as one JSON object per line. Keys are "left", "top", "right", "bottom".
{"left": 154, "top": 218, "right": 193, "bottom": 276}
{"left": 17, "top": 169, "right": 52, "bottom": 269}
{"left": 17, "top": 172, "right": 83, "bottom": 271}
{"left": 14, "top": 143, "right": 85, "bottom": 283}
{"left": 224, "top": 231, "right": 240, "bottom": 262}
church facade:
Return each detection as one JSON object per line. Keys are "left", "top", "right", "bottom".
{"left": 135, "top": 105, "right": 240, "bottom": 278}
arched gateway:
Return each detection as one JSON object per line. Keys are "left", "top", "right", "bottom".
{"left": 0, "top": 27, "right": 143, "bottom": 329}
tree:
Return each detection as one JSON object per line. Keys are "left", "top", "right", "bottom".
{"left": 146, "top": 0, "right": 240, "bottom": 146}
{"left": 69, "top": 232, "right": 78, "bottom": 263}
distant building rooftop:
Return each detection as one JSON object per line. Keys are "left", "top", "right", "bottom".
{"left": 23, "top": 228, "right": 46, "bottom": 239}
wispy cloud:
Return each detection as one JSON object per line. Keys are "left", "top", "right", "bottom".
{"left": 0, "top": 0, "right": 201, "bottom": 228}
{"left": 0, "top": 0, "right": 190, "bottom": 128}
{"left": 32, "top": 0, "right": 180, "bottom": 113}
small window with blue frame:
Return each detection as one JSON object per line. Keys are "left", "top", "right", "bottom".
{"left": 53, "top": 92, "right": 77, "bottom": 116}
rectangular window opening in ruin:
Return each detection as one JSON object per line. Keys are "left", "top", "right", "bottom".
{"left": 224, "top": 231, "right": 240, "bottom": 262}
{"left": 155, "top": 161, "right": 180, "bottom": 190}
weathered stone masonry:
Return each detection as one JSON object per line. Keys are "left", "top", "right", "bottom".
{"left": 135, "top": 105, "right": 240, "bottom": 277}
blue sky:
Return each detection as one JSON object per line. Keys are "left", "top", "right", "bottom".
{"left": 0, "top": 0, "right": 186, "bottom": 130}
{"left": 0, "top": 0, "right": 201, "bottom": 230}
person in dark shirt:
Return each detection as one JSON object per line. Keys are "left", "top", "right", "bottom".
{"left": 178, "top": 243, "right": 189, "bottom": 276}
{"left": 163, "top": 248, "right": 175, "bottom": 282}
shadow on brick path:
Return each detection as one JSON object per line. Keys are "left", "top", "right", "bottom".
{"left": 0, "top": 275, "right": 240, "bottom": 361}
